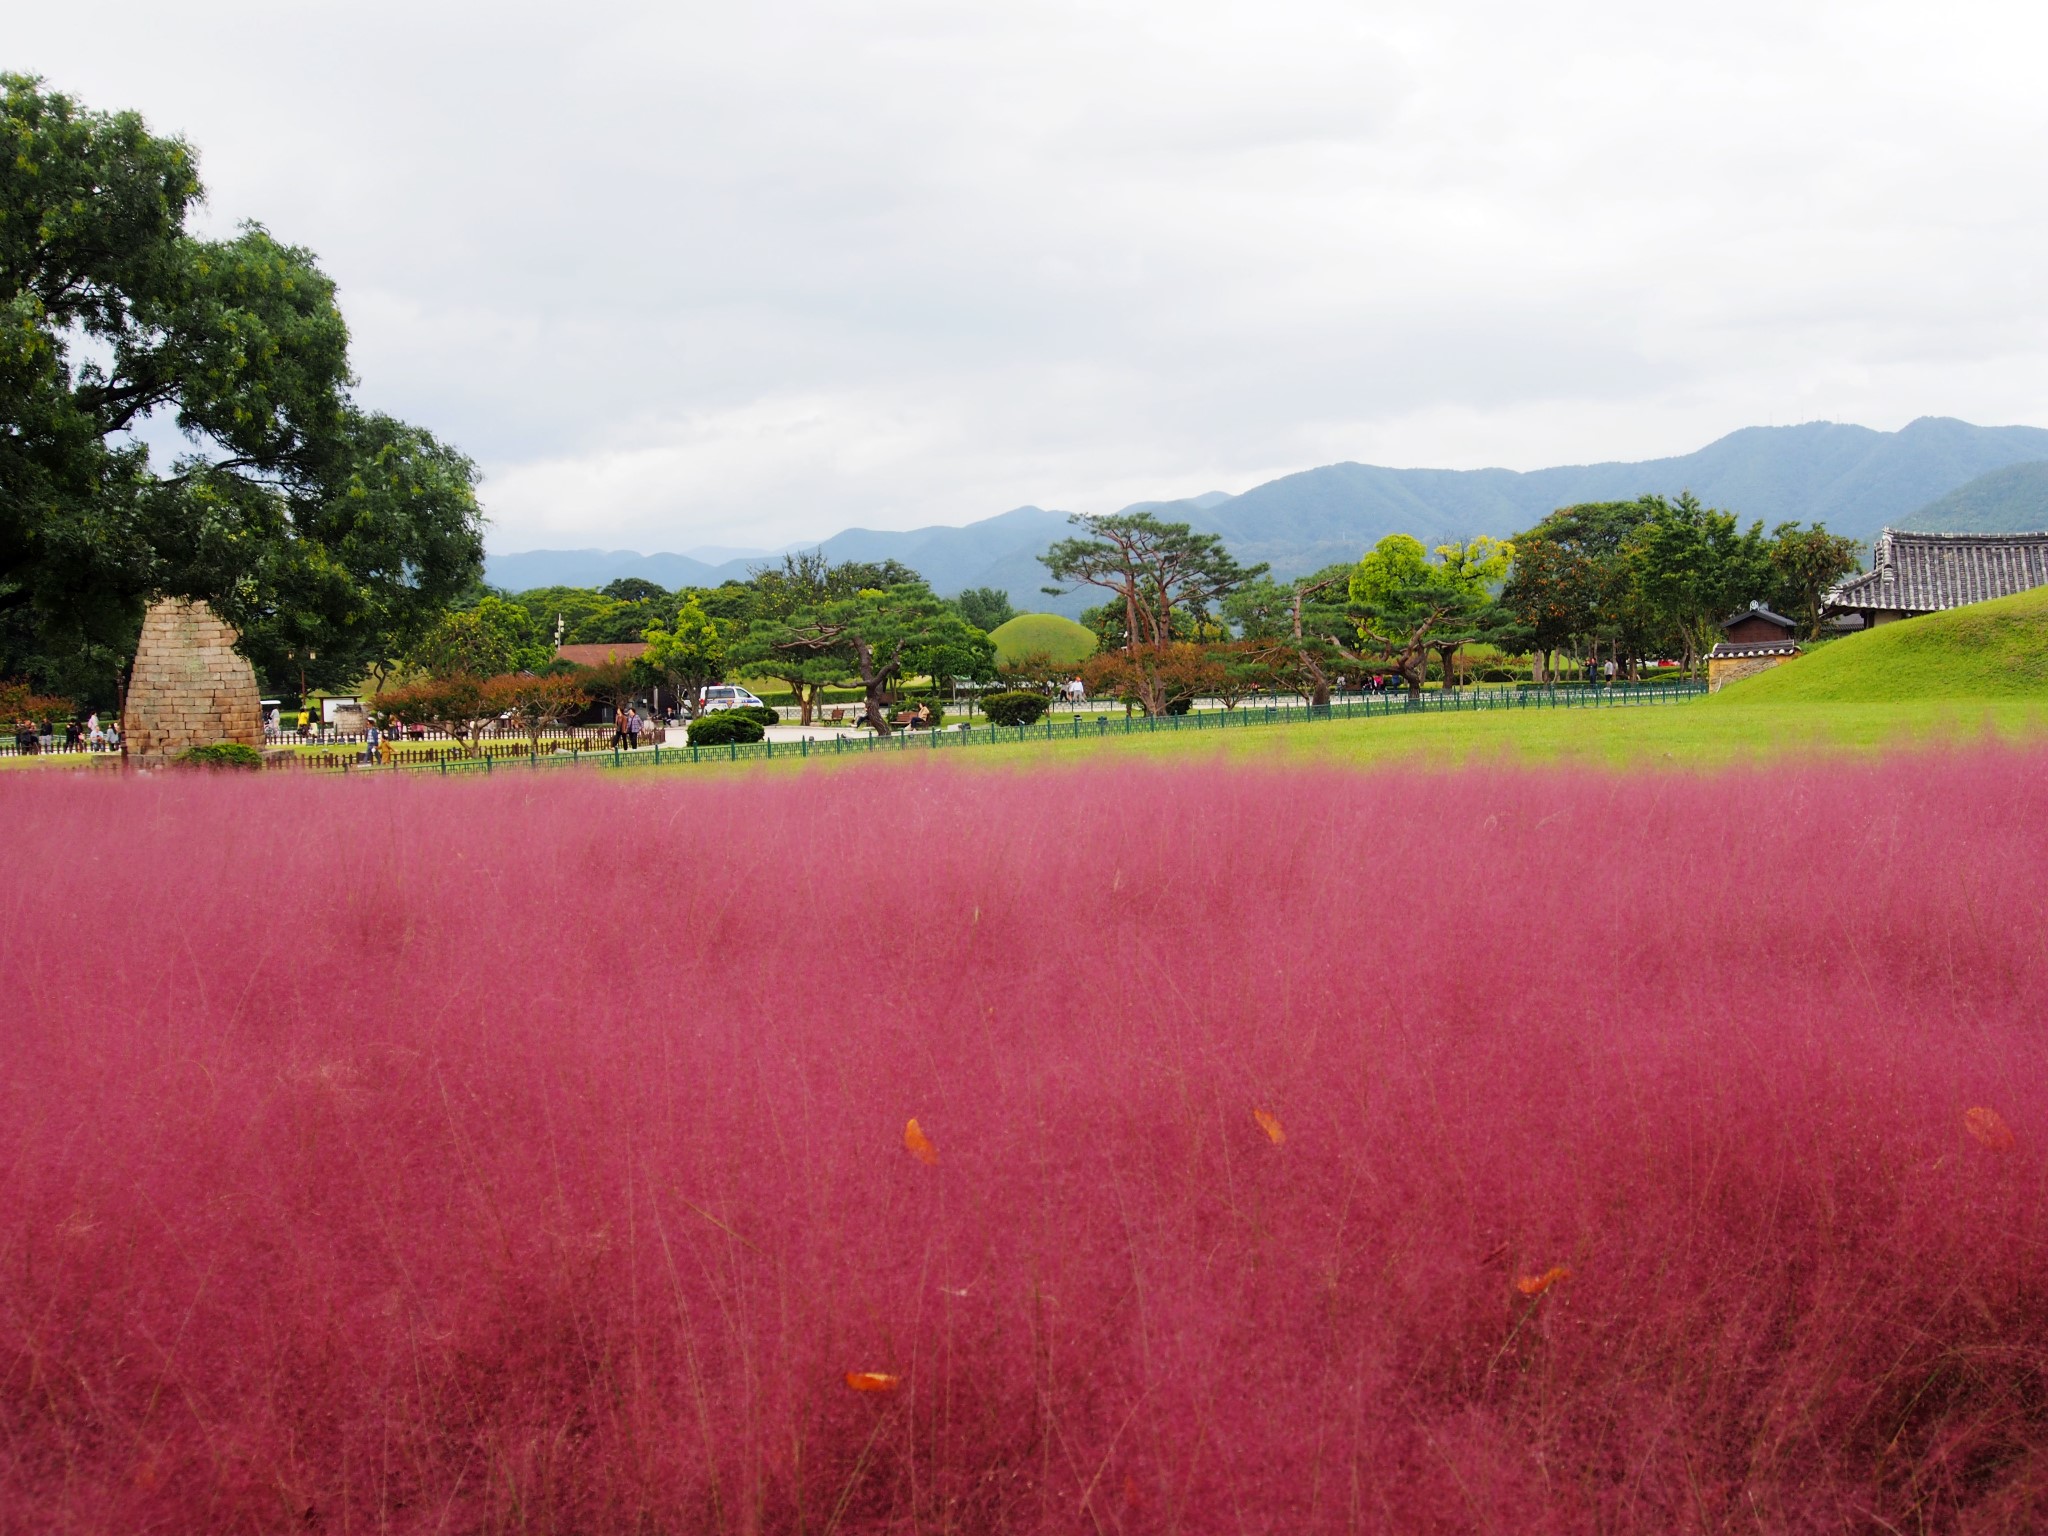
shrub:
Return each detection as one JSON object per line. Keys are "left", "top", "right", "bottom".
{"left": 979, "top": 689, "right": 1049, "bottom": 727}
{"left": 687, "top": 711, "right": 766, "bottom": 746}
{"left": 176, "top": 741, "right": 264, "bottom": 770}
{"left": 728, "top": 704, "right": 780, "bottom": 726}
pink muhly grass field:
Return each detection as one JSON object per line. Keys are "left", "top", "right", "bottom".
{"left": 4, "top": 753, "right": 2048, "bottom": 1533}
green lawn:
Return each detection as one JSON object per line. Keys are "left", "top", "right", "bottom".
{"left": 631, "top": 695, "right": 2045, "bottom": 781}
{"left": 943, "top": 697, "right": 2047, "bottom": 771}
{"left": 18, "top": 695, "right": 2043, "bottom": 778}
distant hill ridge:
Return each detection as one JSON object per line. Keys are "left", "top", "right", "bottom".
{"left": 486, "top": 417, "right": 2048, "bottom": 617}
{"left": 1894, "top": 461, "right": 2048, "bottom": 534}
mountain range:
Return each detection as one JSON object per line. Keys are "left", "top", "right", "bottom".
{"left": 484, "top": 417, "right": 2048, "bottom": 617}
{"left": 1895, "top": 460, "right": 2048, "bottom": 534}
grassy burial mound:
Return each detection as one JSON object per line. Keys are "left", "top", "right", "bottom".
{"left": 987, "top": 611, "right": 1097, "bottom": 667}
{"left": 1724, "top": 584, "right": 2048, "bottom": 702}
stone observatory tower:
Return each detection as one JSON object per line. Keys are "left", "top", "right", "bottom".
{"left": 122, "top": 598, "right": 264, "bottom": 762}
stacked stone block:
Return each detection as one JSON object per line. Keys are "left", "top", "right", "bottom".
{"left": 1705, "top": 652, "right": 1797, "bottom": 693}
{"left": 122, "top": 598, "right": 264, "bottom": 761}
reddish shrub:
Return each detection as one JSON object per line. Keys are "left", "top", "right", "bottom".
{"left": 3, "top": 752, "right": 2047, "bottom": 1532}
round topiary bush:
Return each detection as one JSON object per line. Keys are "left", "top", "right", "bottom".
{"left": 688, "top": 712, "right": 767, "bottom": 747}
{"left": 177, "top": 742, "right": 265, "bottom": 770}
{"left": 728, "top": 704, "right": 780, "bottom": 726}
{"left": 980, "top": 690, "right": 1050, "bottom": 727}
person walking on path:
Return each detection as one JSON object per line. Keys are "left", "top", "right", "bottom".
{"left": 362, "top": 720, "right": 381, "bottom": 765}
{"left": 626, "top": 708, "right": 641, "bottom": 749}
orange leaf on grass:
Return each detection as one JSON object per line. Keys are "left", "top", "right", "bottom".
{"left": 1516, "top": 1265, "right": 1571, "bottom": 1298}
{"left": 1253, "top": 1108, "right": 1285, "bottom": 1145}
{"left": 1965, "top": 1106, "right": 2016, "bottom": 1151}
{"left": 904, "top": 1118, "right": 938, "bottom": 1165}
{"left": 844, "top": 1372, "right": 900, "bottom": 1393}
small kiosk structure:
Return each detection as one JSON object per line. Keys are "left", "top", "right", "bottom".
{"left": 1705, "top": 604, "right": 1801, "bottom": 693}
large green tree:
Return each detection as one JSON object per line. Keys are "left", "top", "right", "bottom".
{"left": 1349, "top": 535, "right": 1513, "bottom": 697}
{"left": 1042, "top": 513, "right": 1264, "bottom": 653}
{"left": 1, "top": 76, "right": 483, "bottom": 705}
{"left": 956, "top": 586, "right": 1015, "bottom": 633}
{"left": 408, "top": 595, "right": 552, "bottom": 679}
{"left": 1501, "top": 500, "right": 1664, "bottom": 680}
{"left": 732, "top": 551, "right": 930, "bottom": 723}
{"left": 502, "top": 585, "right": 669, "bottom": 647}
{"left": 737, "top": 583, "right": 980, "bottom": 734}
{"left": 1766, "top": 523, "right": 1862, "bottom": 638}
{"left": 1626, "top": 493, "right": 1770, "bottom": 673}
{"left": 639, "top": 598, "right": 727, "bottom": 715}
{"left": 1225, "top": 563, "right": 1368, "bottom": 707}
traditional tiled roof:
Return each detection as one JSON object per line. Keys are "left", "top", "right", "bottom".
{"left": 1824, "top": 529, "right": 2048, "bottom": 616}
{"left": 555, "top": 642, "right": 649, "bottom": 667}
{"left": 1708, "top": 640, "right": 1800, "bottom": 659}
{"left": 1719, "top": 604, "right": 1797, "bottom": 632}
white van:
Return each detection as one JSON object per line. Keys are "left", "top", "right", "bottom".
{"left": 695, "top": 685, "right": 767, "bottom": 714}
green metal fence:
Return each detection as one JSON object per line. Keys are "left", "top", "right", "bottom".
{"left": 308, "top": 681, "right": 1708, "bottom": 777}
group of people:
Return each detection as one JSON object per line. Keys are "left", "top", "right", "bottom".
{"left": 609, "top": 706, "right": 648, "bottom": 749}
{"left": 12, "top": 714, "right": 118, "bottom": 755}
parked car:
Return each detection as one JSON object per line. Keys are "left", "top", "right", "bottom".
{"left": 695, "top": 685, "right": 767, "bottom": 715}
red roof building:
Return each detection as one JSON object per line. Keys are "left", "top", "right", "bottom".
{"left": 555, "top": 643, "right": 649, "bottom": 667}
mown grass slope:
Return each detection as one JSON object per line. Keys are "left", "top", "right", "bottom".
{"left": 987, "top": 611, "right": 1097, "bottom": 666}
{"left": 1722, "top": 584, "right": 2048, "bottom": 702}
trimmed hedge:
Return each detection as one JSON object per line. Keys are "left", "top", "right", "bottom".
{"left": 687, "top": 713, "right": 767, "bottom": 747}
{"left": 980, "top": 691, "right": 1050, "bottom": 727}
{"left": 727, "top": 705, "right": 781, "bottom": 726}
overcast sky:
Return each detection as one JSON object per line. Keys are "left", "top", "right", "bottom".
{"left": 16, "top": 0, "right": 2048, "bottom": 553}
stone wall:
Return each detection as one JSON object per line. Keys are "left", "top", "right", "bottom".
{"left": 123, "top": 598, "right": 264, "bottom": 761}
{"left": 1706, "top": 652, "right": 1795, "bottom": 694}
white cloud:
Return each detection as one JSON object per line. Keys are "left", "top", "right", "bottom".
{"left": 15, "top": 0, "right": 2048, "bottom": 550}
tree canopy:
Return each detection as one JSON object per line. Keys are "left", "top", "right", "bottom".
{"left": 1224, "top": 563, "right": 1366, "bottom": 706}
{"left": 408, "top": 596, "right": 552, "bottom": 679}
{"left": 1042, "top": 512, "right": 1264, "bottom": 654}
{"left": 956, "top": 586, "right": 1016, "bottom": 633}
{"left": 1348, "top": 535, "right": 1515, "bottom": 695}
{"left": 734, "top": 583, "right": 981, "bottom": 734}
{"left": 1500, "top": 496, "right": 1862, "bottom": 676}
{"left": 639, "top": 598, "right": 727, "bottom": 713}
{"left": 0, "top": 75, "right": 484, "bottom": 704}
